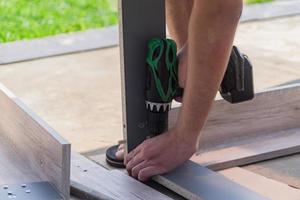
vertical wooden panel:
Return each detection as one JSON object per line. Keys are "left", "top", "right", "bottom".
{"left": 119, "top": 0, "right": 166, "bottom": 152}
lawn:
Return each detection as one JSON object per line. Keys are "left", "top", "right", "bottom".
{"left": 246, "top": 0, "right": 274, "bottom": 4}
{"left": 0, "top": 0, "right": 118, "bottom": 43}
{"left": 0, "top": 0, "right": 273, "bottom": 43}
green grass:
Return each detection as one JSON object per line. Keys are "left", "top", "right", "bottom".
{"left": 0, "top": 0, "right": 274, "bottom": 43}
{"left": 0, "top": 0, "right": 118, "bottom": 43}
{"left": 246, "top": 0, "right": 274, "bottom": 4}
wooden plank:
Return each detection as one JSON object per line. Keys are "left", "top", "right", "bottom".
{"left": 169, "top": 84, "right": 300, "bottom": 170}
{"left": 220, "top": 167, "right": 300, "bottom": 200}
{"left": 119, "top": 0, "right": 166, "bottom": 152}
{"left": 86, "top": 154, "right": 268, "bottom": 200}
{"left": 71, "top": 152, "right": 172, "bottom": 200}
{"left": 0, "top": 83, "right": 70, "bottom": 199}
{"left": 244, "top": 154, "right": 300, "bottom": 189}
{"left": 154, "top": 161, "right": 268, "bottom": 200}
{"left": 191, "top": 128, "right": 300, "bottom": 170}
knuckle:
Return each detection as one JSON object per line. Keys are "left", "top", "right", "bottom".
{"left": 140, "top": 150, "right": 149, "bottom": 160}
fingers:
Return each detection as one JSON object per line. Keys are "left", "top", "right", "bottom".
{"left": 115, "top": 145, "right": 124, "bottom": 160}
{"left": 138, "top": 166, "right": 164, "bottom": 182}
{"left": 124, "top": 147, "right": 141, "bottom": 165}
{"left": 126, "top": 151, "right": 145, "bottom": 174}
{"left": 131, "top": 160, "right": 148, "bottom": 178}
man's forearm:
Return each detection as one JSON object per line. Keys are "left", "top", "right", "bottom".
{"left": 176, "top": 0, "right": 243, "bottom": 145}
{"left": 166, "top": 0, "right": 194, "bottom": 49}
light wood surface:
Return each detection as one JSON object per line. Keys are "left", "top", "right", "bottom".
{"left": 191, "top": 127, "right": 300, "bottom": 170}
{"left": 0, "top": 83, "right": 70, "bottom": 199}
{"left": 220, "top": 167, "right": 300, "bottom": 200}
{"left": 71, "top": 152, "right": 172, "bottom": 200}
{"left": 245, "top": 154, "right": 300, "bottom": 189}
{"left": 170, "top": 84, "right": 300, "bottom": 170}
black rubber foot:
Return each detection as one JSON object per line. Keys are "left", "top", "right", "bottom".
{"left": 106, "top": 145, "right": 125, "bottom": 168}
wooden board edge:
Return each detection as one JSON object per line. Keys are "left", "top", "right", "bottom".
{"left": 118, "top": 0, "right": 128, "bottom": 154}
{"left": 0, "top": 83, "right": 71, "bottom": 199}
{"left": 191, "top": 128, "right": 300, "bottom": 170}
{"left": 153, "top": 175, "right": 200, "bottom": 200}
{"left": 62, "top": 144, "right": 71, "bottom": 200}
{"left": 153, "top": 161, "right": 268, "bottom": 200}
{"left": 70, "top": 180, "right": 113, "bottom": 200}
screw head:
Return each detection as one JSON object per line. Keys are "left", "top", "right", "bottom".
{"left": 25, "top": 189, "right": 31, "bottom": 193}
{"left": 21, "top": 184, "right": 27, "bottom": 188}
{"left": 3, "top": 185, "right": 8, "bottom": 189}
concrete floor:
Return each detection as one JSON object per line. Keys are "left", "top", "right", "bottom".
{"left": 0, "top": 16, "right": 299, "bottom": 155}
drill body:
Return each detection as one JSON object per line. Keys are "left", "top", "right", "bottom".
{"left": 146, "top": 38, "right": 254, "bottom": 136}
{"left": 146, "top": 38, "right": 178, "bottom": 136}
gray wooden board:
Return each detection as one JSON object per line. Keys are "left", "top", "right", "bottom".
{"left": 71, "top": 152, "right": 172, "bottom": 200}
{"left": 244, "top": 153, "right": 300, "bottom": 189}
{"left": 119, "top": 0, "right": 166, "bottom": 152}
{"left": 89, "top": 153, "right": 187, "bottom": 200}
{"left": 168, "top": 84, "right": 300, "bottom": 170}
{"left": 0, "top": 83, "right": 70, "bottom": 199}
{"left": 154, "top": 161, "right": 269, "bottom": 200}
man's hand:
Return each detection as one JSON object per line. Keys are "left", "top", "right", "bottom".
{"left": 124, "top": 127, "right": 197, "bottom": 181}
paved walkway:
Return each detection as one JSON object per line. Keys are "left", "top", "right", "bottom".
{"left": 0, "top": 16, "right": 299, "bottom": 154}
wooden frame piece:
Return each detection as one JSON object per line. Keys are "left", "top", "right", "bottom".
{"left": 0, "top": 83, "right": 70, "bottom": 199}
{"left": 169, "top": 84, "right": 300, "bottom": 170}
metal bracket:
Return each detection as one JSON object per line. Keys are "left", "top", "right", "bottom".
{"left": 0, "top": 182, "right": 63, "bottom": 200}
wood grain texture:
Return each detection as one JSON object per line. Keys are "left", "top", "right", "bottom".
{"left": 170, "top": 84, "right": 300, "bottom": 170}
{"left": 0, "top": 83, "right": 70, "bottom": 199}
{"left": 119, "top": 0, "right": 166, "bottom": 152}
{"left": 71, "top": 152, "right": 172, "bottom": 200}
{"left": 154, "top": 160, "right": 268, "bottom": 200}
{"left": 191, "top": 128, "right": 300, "bottom": 170}
{"left": 220, "top": 167, "right": 300, "bottom": 200}
{"left": 244, "top": 154, "right": 300, "bottom": 189}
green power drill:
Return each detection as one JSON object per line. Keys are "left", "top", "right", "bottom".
{"left": 106, "top": 38, "right": 254, "bottom": 168}
{"left": 145, "top": 38, "right": 254, "bottom": 136}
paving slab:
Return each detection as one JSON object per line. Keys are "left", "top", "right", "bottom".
{"left": 0, "top": 16, "right": 299, "bottom": 155}
{"left": 0, "top": 48, "right": 123, "bottom": 153}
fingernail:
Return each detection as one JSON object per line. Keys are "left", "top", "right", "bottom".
{"left": 115, "top": 150, "right": 124, "bottom": 160}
